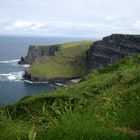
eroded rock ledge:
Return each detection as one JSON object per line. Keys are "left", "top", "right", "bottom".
{"left": 18, "top": 45, "right": 59, "bottom": 64}
{"left": 23, "top": 70, "right": 81, "bottom": 84}
{"left": 87, "top": 34, "right": 140, "bottom": 72}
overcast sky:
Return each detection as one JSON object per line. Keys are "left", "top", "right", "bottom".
{"left": 0, "top": 0, "right": 140, "bottom": 38}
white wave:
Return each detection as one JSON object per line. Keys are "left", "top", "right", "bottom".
{"left": 12, "top": 63, "right": 30, "bottom": 68}
{"left": 24, "top": 80, "right": 48, "bottom": 84}
{"left": 55, "top": 83, "right": 67, "bottom": 87}
{"left": 8, "top": 75, "right": 16, "bottom": 81}
{"left": 0, "top": 73, "right": 11, "bottom": 76}
{"left": 0, "top": 59, "right": 20, "bottom": 64}
{"left": 24, "top": 80, "right": 33, "bottom": 84}
{"left": 0, "top": 71, "right": 24, "bottom": 81}
{"left": 22, "top": 64, "right": 30, "bottom": 68}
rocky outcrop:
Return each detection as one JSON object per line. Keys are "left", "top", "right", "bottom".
{"left": 23, "top": 70, "right": 80, "bottom": 83}
{"left": 18, "top": 45, "right": 59, "bottom": 64}
{"left": 20, "top": 34, "right": 140, "bottom": 83}
{"left": 87, "top": 34, "right": 140, "bottom": 72}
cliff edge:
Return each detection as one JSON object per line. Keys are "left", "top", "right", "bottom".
{"left": 18, "top": 45, "right": 59, "bottom": 64}
{"left": 87, "top": 34, "right": 140, "bottom": 72}
{"left": 20, "top": 34, "right": 140, "bottom": 82}
{"left": 23, "top": 41, "right": 92, "bottom": 82}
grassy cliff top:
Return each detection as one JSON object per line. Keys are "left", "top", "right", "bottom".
{"left": 1, "top": 53, "right": 140, "bottom": 140}
{"left": 27, "top": 41, "right": 92, "bottom": 79}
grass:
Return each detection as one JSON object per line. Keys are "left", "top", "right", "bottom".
{"left": 0, "top": 54, "right": 140, "bottom": 140}
{"left": 0, "top": 116, "right": 29, "bottom": 140}
{"left": 27, "top": 41, "right": 92, "bottom": 78}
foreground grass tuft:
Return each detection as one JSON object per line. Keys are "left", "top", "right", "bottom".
{"left": 0, "top": 54, "right": 140, "bottom": 140}
{"left": 0, "top": 117, "right": 29, "bottom": 140}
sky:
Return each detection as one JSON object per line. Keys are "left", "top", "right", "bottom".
{"left": 0, "top": 0, "right": 140, "bottom": 38}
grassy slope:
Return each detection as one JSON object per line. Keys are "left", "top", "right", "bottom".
{"left": 28, "top": 41, "right": 92, "bottom": 78}
{"left": 0, "top": 54, "right": 140, "bottom": 140}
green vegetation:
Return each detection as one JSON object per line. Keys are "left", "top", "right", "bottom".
{"left": 28, "top": 41, "right": 92, "bottom": 78}
{"left": 0, "top": 54, "right": 140, "bottom": 140}
{"left": 130, "top": 35, "right": 140, "bottom": 37}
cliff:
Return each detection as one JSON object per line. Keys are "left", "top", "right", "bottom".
{"left": 23, "top": 41, "right": 92, "bottom": 82}
{"left": 18, "top": 45, "right": 59, "bottom": 64}
{"left": 20, "top": 34, "right": 140, "bottom": 82}
{"left": 87, "top": 34, "right": 140, "bottom": 72}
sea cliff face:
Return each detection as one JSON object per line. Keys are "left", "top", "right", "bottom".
{"left": 22, "top": 41, "right": 92, "bottom": 82}
{"left": 18, "top": 45, "right": 59, "bottom": 64}
{"left": 23, "top": 70, "right": 80, "bottom": 83}
{"left": 87, "top": 34, "right": 140, "bottom": 72}
{"left": 20, "top": 34, "right": 140, "bottom": 82}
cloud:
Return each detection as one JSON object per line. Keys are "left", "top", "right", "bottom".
{"left": 106, "top": 16, "right": 113, "bottom": 21}
{"left": 13, "top": 21, "right": 34, "bottom": 28}
{"left": 0, "top": 20, "right": 48, "bottom": 31}
{"left": 134, "top": 20, "right": 140, "bottom": 29}
{"left": 0, "top": 18, "right": 137, "bottom": 37}
{"left": 12, "top": 20, "right": 48, "bottom": 31}
{"left": 0, "top": 19, "right": 97, "bottom": 31}
{"left": 0, "top": 0, "right": 140, "bottom": 37}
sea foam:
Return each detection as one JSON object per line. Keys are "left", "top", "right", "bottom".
{"left": 0, "top": 59, "right": 20, "bottom": 64}
{"left": 0, "top": 71, "right": 24, "bottom": 81}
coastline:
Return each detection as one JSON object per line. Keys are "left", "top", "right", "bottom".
{"left": 23, "top": 69, "right": 82, "bottom": 84}
{"left": 19, "top": 34, "right": 140, "bottom": 85}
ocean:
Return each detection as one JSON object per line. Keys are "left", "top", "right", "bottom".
{"left": 0, "top": 36, "right": 93, "bottom": 105}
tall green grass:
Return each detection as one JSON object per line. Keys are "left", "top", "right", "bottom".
{"left": 0, "top": 54, "right": 140, "bottom": 140}
{"left": 0, "top": 116, "right": 29, "bottom": 140}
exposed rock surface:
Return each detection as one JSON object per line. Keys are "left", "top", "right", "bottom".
{"left": 23, "top": 70, "right": 80, "bottom": 83}
{"left": 87, "top": 34, "right": 140, "bottom": 72}
{"left": 18, "top": 45, "right": 59, "bottom": 64}
{"left": 20, "top": 34, "right": 140, "bottom": 82}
